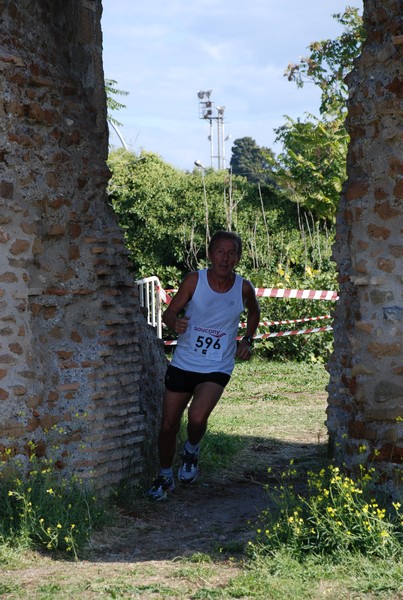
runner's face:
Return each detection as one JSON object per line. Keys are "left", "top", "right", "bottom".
{"left": 209, "top": 240, "right": 240, "bottom": 275}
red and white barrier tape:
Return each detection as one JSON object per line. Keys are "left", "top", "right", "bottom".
{"left": 161, "top": 287, "right": 338, "bottom": 304}
{"left": 240, "top": 314, "right": 332, "bottom": 328}
{"left": 255, "top": 288, "right": 338, "bottom": 300}
{"left": 156, "top": 284, "right": 168, "bottom": 304}
{"left": 242, "top": 325, "right": 333, "bottom": 340}
{"left": 163, "top": 325, "right": 333, "bottom": 345}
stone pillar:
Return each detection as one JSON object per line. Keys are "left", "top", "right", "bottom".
{"left": 0, "top": 0, "right": 166, "bottom": 490}
{"left": 327, "top": 0, "right": 403, "bottom": 488}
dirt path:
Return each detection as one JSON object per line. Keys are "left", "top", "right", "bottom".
{"left": 88, "top": 473, "right": 271, "bottom": 563}
{"left": 86, "top": 434, "right": 324, "bottom": 565}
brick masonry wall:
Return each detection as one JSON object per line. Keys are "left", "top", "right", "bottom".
{"left": 328, "top": 0, "right": 403, "bottom": 486}
{"left": 0, "top": 0, "right": 167, "bottom": 490}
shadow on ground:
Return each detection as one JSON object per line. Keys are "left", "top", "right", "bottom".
{"left": 86, "top": 436, "right": 328, "bottom": 563}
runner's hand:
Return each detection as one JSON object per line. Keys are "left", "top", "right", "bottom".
{"left": 236, "top": 339, "right": 252, "bottom": 360}
{"left": 174, "top": 316, "right": 190, "bottom": 334}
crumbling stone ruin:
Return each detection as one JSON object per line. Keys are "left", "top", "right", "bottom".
{"left": 328, "top": 0, "right": 403, "bottom": 489}
{"left": 0, "top": 0, "right": 167, "bottom": 490}
{"left": 0, "top": 0, "right": 402, "bottom": 494}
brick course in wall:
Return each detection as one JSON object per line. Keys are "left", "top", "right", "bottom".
{"left": 328, "top": 0, "right": 403, "bottom": 488}
{"left": 0, "top": 0, "right": 167, "bottom": 490}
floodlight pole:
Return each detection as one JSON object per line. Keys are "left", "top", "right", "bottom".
{"left": 197, "top": 90, "right": 226, "bottom": 170}
{"left": 209, "top": 119, "right": 213, "bottom": 168}
{"left": 194, "top": 160, "right": 210, "bottom": 253}
{"left": 216, "top": 106, "right": 225, "bottom": 170}
{"left": 216, "top": 114, "right": 222, "bottom": 170}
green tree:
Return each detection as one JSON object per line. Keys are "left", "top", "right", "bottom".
{"left": 107, "top": 150, "right": 192, "bottom": 280}
{"left": 230, "top": 137, "right": 276, "bottom": 185}
{"left": 271, "top": 7, "right": 364, "bottom": 221}
{"left": 285, "top": 7, "right": 365, "bottom": 115}
{"left": 105, "top": 78, "right": 129, "bottom": 127}
{"left": 108, "top": 150, "right": 249, "bottom": 279}
{"left": 272, "top": 115, "right": 348, "bottom": 222}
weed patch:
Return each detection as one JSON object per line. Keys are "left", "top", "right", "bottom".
{"left": 0, "top": 453, "right": 108, "bottom": 559}
{"left": 251, "top": 462, "right": 403, "bottom": 561}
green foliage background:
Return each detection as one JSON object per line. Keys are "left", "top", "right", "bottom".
{"left": 107, "top": 149, "right": 335, "bottom": 281}
{"left": 107, "top": 149, "right": 337, "bottom": 362}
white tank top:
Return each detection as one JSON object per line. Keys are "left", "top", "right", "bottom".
{"left": 171, "top": 269, "right": 245, "bottom": 375}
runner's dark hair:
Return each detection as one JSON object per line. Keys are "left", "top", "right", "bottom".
{"left": 208, "top": 231, "right": 242, "bottom": 258}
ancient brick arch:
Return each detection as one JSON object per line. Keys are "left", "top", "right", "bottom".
{"left": 0, "top": 0, "right": 166, "bottom": 490}
{"left": 327, "top": 0, "right": 403, "bottom": 489}
{"left": 0, "top": 1, "right": 402, "bottom": 492}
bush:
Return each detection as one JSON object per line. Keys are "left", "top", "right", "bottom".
{"left": 251, "top": 462, "right": 403, "bottom": 561}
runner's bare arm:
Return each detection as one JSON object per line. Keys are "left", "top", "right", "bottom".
{"left": 236, "top": 279, "right": 260, "bottom": 360}
{"left": 162, "top": 272, "right": 198, "bottom": 334}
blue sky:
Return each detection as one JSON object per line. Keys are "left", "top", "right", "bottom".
{"left": 101, "top": 1, "right": 362, "bottom": 171}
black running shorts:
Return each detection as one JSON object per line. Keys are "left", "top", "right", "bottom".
{"left": 165, "top": 364, "right": 231, "bottom": 394}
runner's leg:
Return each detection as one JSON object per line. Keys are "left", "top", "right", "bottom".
{"left": 158, "top": 388, "right": 192, "bottom": 468}
{"left": 186, "top": 382, "right": 225, "bottom": 446}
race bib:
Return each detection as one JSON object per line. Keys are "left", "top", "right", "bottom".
{"left": 189, "top": 325, "right": 228, "bottom": 361}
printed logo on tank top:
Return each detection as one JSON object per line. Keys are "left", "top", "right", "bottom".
{"left": 188, "top": 324, "right": 228, "bottom": 360}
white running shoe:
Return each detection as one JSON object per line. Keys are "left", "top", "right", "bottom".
{"left": 178, "top": 447, "right": 200, "bottom": 484}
